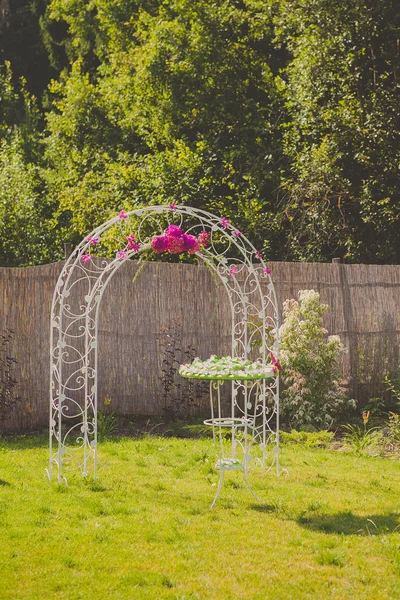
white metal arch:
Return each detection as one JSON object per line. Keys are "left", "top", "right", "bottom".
{"left": 48, "top": 205, "right": 280, "bottom": 483}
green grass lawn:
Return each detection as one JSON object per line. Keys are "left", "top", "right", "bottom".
{"left": 1, "top": 434, "right": 400, "bottom": 599}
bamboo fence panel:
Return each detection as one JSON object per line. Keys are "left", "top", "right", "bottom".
{"left": 0, "top": 260, "right": 398, "bottom": 432}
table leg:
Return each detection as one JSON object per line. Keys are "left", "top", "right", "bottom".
{"left": 211, "top": 469, "right": 225, "bottom": 508}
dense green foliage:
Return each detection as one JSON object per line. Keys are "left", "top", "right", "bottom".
{"left": 0, "top": 0, "right": 399, "bottom": 265}
{"left": 276, "top": 0, "right": 400, "bottom": 262}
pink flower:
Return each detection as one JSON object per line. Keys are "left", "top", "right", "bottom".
{"left": 221, "top": 217, "right": 230, "bottom": 229}
{"left": 87, "top": 236, "right": 99, "bottom": 246}
{"left": 169, "top": 202, "right": 177, "bottom": 211}
{"left": 198, "top": 231, "right": 210, "bottom": 248}
{"left": 232, "top": 230, "right": 242, "bottom": 237}
{"left": 81, "top": 254, "right": 92, "bottom": 263}
{"left": 255, "top": 251, "right": 262, "bottom": 260}
{"left": 182, "top": 234, "right": 200, "bottom": 253}
{"left": 188, "top": 240, "right": 201, "bottom": 254}
{"left": 116, "top": 250, "right": 128, "bottom": 260}
{"left": 165, "top": 224, "right": 183, "bottom": 238}
{"left": 270, "top": 353, "right": 282, "bottom": 375}
{"left": 167, "top": 236, "right": 185, "bottom": 254}
{"left": 230, "top": 265, "right": 237, "bottom": 276}
{"left": 131, "top": 241, "right": 141, "bottom": 252}
{"left": 119, "top": 210, "right": 128, "bottom": 219}
{"left": 264, "top": 266, "right": 271, "bottom": 275}
{"left": 126, "top": 235, "right": 141, "bottom": 252}
{"left": 151, "top": 235, "right": 169, "bottom": 254}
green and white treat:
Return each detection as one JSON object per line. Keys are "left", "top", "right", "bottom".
{"left": 179, "top": 355, "right": 275, "bottom": 380}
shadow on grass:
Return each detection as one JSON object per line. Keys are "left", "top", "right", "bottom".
{"left": 1, "top": 417, "right": 213, "bottom": 450}
{"left": 297, "top": 511, "right": 400, "bottom": 535}
{"left": 0, "top": 479, "right": 10, "bottom": 486}
{"left": 98, "top": 418, "right": 214, "bottom": 443}
{"left": 251, "top": 505, "right": 400, "bottom": 535}
{"left": 251, "top": 504, "right": 284, "bottom": 514}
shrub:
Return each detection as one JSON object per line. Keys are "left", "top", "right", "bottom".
{"left": 279, "top": 289, "right": 355, "bottom": 430}
{"left": 97, "top": 397, "right": 118, "bottom": 441}
{"left": 280, "top": 430, "right": 334, "bottom": 448}
{"left": 0, "top": 329, "right": 21, "bottom": 432}
{"left": 343, "top": 411, "right": 381, "bottom": 456}
{"left": 384, "top": 411, "right": 400, "bottom": 451}
{"left": 385, "top": 368, "right": 400, "bottom": 405}
{"left": 158, "top": 316, "right": 208, "bottom": 419}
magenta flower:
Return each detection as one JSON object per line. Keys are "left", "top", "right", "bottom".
{"left": 169, "top": 202, "right": 177, "bottom": 211}
{"left": 232, "top": 230, "right": 242, "bottom": 237}
{"left": 87, "top": 236, "right": 99, "bottom": 246}
{"left": 230, "top": 265, "right": 237, "bottom": 276}
{"left": 119, "top": 210, "right": 128, "bottom": 219}
{"left": 198, "top": 231, "right": 210, "bottom": 248}
{"left": 255, "top": 251, "right": 262, "bottom": 260}
{"left": 130, "top": 241, "right": 141, "bottom": 252}
{"left": 151, "top": 235, "right": 169, "bottom": 254}
{"left": 81, "top": 254, "right": 92, "bottom": 263}
{"left": 264, "top": 266, "right": 271, "bottom": 275}
{"left": 167, "top": 236, "right": 185, "bottom": 254}
{"left": 150, "top": 226, "right": 208, "bottom": 255}
{"left": 270, "top": 352, "right": 282, "bottom": 375}
{"left": 221, "top": 217, "right": 230, "bottom": 228}
{"left": 165, "top": 224, "right": 183, "bottom": 238}
{"left": 126, "top": 235, "right": 141, "bottom": 252}
{"left": 116, "top": 250, "right": 128, "bottom": 260}
{"left": 188, "top": 241, "right": 201, "bottom": 254}
{"left": 182, "top": 234, "right": 198, "bottom": 252}
{"left": 187, "top": 237, "right": 201, "bottom": 254}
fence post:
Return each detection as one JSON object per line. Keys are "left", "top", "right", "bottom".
{"left": 64, "top": 243, "right": 74, "bottom": 259}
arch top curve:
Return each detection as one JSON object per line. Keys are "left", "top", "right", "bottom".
{"left": 49, "top": 205, "right": 280, "bottom": 483}
{"left": 59, "top": 204, "right": 275, "bottom": 287}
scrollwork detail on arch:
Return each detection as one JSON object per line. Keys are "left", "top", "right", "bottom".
{"left": 48, "top": 206, "right": 280, "bottom": 483}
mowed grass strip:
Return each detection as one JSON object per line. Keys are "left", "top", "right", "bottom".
{"left": 1, "top": 435, "right": 400, "bottom": 599}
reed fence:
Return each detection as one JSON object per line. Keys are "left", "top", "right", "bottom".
{"left": 0, "top": 260, "right": 398, "bottom": 432}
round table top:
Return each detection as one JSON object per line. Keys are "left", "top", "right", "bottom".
{"left": 179, "top": 372, "right": 274, "bottom": 381}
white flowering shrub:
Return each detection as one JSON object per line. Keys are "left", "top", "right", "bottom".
{"left": 279, "top": 289, "right": 355, "bottom": 430}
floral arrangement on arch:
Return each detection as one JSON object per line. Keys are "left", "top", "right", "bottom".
{"left": 80, "top": 208, "right": 272, "bottom": 277}
{"left": 151, "top": 224, "right": 210, "bottom": 255}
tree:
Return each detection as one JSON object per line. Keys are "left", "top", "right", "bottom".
{"left": 0, "top": 0, "right": 399, "bottom": 266}
{"left": 0, "top": 62, "right": 61, "bottom": 266}
{"left": 43, "top": 0, "right": 287, "bottom": 255}
{"left": 275, "top": 0, "right": 400, "bottom": 263}
{"left": 0, "top": 0, "right": 56, "bottom": 99}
